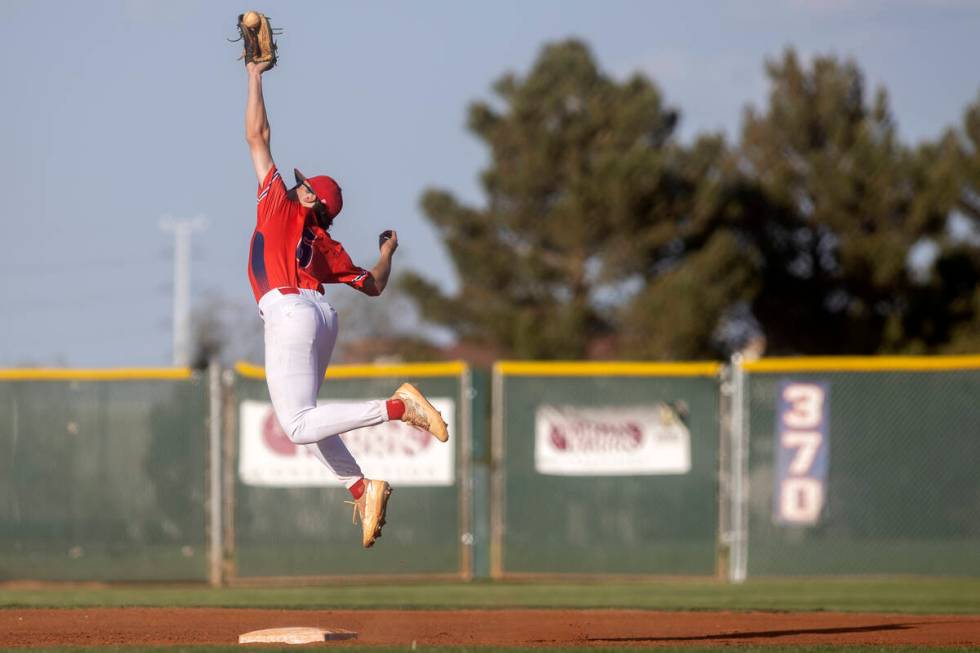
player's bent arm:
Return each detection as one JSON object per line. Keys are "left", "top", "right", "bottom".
{"left": 360, "top": 254, "right": 393, "bottom": 297}
{"left": 245, "top": 64, "right": 274, "bottom": 183}
{"left": 359, "top": 231, "right": 398, "bottom": 296}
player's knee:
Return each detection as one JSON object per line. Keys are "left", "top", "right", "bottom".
{"left": 283, "top": 406, "right": 319, "bottom": 444}
{"left": 284, "top": 409, "right": 313, "bottom": 444}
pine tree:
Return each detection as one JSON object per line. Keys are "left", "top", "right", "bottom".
{"left": 401, "top": 39, "right": 682, "bottom": 358}
{"left": 737, "top": 50, "right": 927, "bottom": 353}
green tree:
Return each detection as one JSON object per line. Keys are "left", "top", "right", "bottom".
{"left": 734, "top": 50, "right": 953, "bottom": 354}
{"left": 401, "top": 39, "right": 684, "bottom": 359}
{"left": 898, "top": 96, "right": 980, "bottom": 353}
{"left": 736, "top": 51, "right": 980, "bottom": 355}
{"left": 607, "top": 130, "right": 762, "bottom": 359}
{"left": 943, "top": 94, "right": 980, "bottom": 351}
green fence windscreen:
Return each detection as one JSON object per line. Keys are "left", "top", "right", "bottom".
{"left": 745, "top": 369, "right": 980, "bottom": 576}
{"left": 495, "top": 370, "right": 720, "bottom": 576}
{"left": 230, "top": 370, "right": 467, "bottom": 579}
{"left": 0, "top": 376, "right": 208, "bottom": 581}
{"left": 4, "top": 359, "right": 976, "bottom": 584}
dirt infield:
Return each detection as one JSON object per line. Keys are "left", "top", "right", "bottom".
{"left": 1, "top": 608, "right": 979, "bottom": 647}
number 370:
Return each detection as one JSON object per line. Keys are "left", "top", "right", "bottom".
{"left": 776, "top": 383, "right": 827, "bottom": 524}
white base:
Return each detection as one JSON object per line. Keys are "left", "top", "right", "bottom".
{"left": 239, "top": 627, "right": 358, "bottom": 644}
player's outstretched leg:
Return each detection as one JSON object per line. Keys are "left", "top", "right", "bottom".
{"left": 348, "top": 479, "right": 392, "bottom": 548}
{"left": 390, "top": 383, "right": 449, "bottom": 442}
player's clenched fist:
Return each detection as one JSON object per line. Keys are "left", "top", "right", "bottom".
{"left": 379, "top": 230, "right": 398, "bottom": 255}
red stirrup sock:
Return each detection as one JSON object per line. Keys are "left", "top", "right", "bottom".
{"left": 386, "top": 398, "right": 405, "bottom": 420}
{"left": 349, "top": 478, "right": 366, "bottom": 500}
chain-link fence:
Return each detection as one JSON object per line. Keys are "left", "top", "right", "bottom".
{"left": 738, "top": 359, "right": 980, "bottom": 577}
{"left": 226, "top": 362, "right": 472, "bottom": 581}
{"left": 0, "top": 370, "right": 209, "bottom": 581}
{"left": 491, "top": 362, "right": 722, "bottom": 577}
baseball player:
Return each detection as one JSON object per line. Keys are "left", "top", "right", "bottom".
{"left": 243, "top": 58, "right": 448, "bottom": 548}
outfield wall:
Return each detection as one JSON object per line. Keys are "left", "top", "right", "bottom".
{"left": 0, "top": 356, "right": 977, "bottom": 582}
{"left": 0, "top": 369, "right": 209, "bottom": 582}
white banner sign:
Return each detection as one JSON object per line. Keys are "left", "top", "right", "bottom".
{"left": 239, "top": 399, "right": 455, "bottom": 487}
{"left": 534, "top": 404, "right": 691, "bottom": 476}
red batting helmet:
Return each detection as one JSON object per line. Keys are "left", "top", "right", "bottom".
{"left": 294, "top": 168, "right": 343, "bottom": 219}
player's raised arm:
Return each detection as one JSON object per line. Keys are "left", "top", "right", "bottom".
{"left": 245, "top": 61, "right": 275, "bottom": 183}
{"left": 360, "top": 230, "right": 399, "bottom": 296}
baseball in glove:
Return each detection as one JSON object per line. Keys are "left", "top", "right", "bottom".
{"left": 231, "top": 11, "right": 280, "bottom": 69}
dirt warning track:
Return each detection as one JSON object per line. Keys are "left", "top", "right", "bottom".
{"left": 1, "top": 608, "right": 979, "bottom": 647}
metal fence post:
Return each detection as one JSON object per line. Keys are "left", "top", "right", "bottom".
{"left": 728, "top": 354, "right": 749, "bottom": 583}
{"left": 489, "top": 363, "right": 505, "bottom": 579}
{"left": 221, "top": 368, "right": 238, "bottom": 583}
{"left": 459, "top": 365, "right": 474, "bottom": 580}
{"left": 717, "top": 362, "right": 733, "bottom": 580}
{"left": 207, "top": 360, "right": 223, "bottom": 586}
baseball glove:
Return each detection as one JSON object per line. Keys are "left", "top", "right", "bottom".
{"left": 231, "top": 11, "right": 280, "bottom": 69}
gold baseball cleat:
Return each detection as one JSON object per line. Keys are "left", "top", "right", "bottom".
{"left": 392, "top": 382, "right": 449, "bottom": 442}
{"left": 347, "top": 479, "right": 392, "bottom": 548}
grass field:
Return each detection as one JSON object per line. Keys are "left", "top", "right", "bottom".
{"left": 2, "top": 578, "right": 978, "bottom": 652}
{"left": 2, "top": 578, "right": 979, "bottom": 613}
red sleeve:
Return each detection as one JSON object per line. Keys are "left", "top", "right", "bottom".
{"left": 256, "top": 166, "right": 288, "bottom": 224}
{"left": 325, "top": 241, "right": 371, "bottom": 290}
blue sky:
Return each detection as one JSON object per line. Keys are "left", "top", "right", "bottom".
{"left": 1, "top": 0, "right": 978, "bottom": 366}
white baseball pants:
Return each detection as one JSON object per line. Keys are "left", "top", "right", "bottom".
{"left": 259, "top": 288, "right": 387, "bottom": 487}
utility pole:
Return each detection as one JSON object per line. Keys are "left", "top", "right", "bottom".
{"left": 160, "top": 216, "right": 207, "bottom": 367}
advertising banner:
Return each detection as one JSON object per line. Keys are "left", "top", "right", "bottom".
{"left": 239, "top": 399, "right": 455, "bottom": 487}
{"left": 534, "top": 404, "right": 691, "bottom": 476}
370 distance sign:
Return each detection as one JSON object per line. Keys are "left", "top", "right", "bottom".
{"left": 773, "top": 381, "right": 830, "bottom": 525}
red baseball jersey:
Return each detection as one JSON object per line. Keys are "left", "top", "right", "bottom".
{"left": 247, "top": 166, "right": 370, "bottom": 303}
